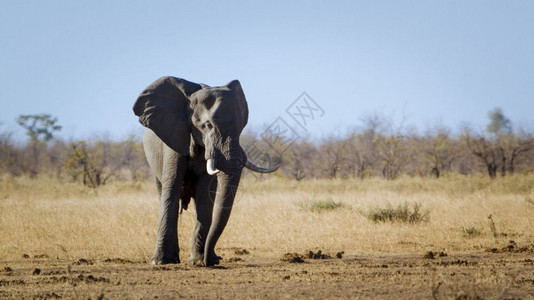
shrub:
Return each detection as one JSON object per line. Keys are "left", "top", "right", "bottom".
{"left": 461, "top": 226, "right": 481, "bottom": 237}
{"left": 296, "top": 197, "right": 347, "bottom": 212}
{"left": 363, "top": 202, "right": 429, "bottom": 224}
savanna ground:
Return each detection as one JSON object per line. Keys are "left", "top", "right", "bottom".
{"left": 1, "top": 175, "right": 534, "bottom": 299}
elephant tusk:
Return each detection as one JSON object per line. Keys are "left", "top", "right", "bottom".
{"left": 245, "top": 160, "right": 280, "bottom": 173}
{"left": 206, "top": 158, "right": 220, "bottom": 175}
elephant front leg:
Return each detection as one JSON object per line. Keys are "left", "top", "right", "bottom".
{"left": 188, "top": 175, "right": 217, "bottom": 266}
{"left": 152, "top": 159, "right": 187, "bottom": 265}
{"left": 152, "top": 194, "right": 180, "bottom": 265}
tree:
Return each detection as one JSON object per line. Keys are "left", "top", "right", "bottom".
{"left": 373, "top": 134, "right": 407, "bottom": 180}
{"left": 463, "top": 132, "right": 498, "bottom": 178}
{"left": 462, "top": 108, "right": 534, "bottom": 179}
{"left": 345, "top": 117, "right": 382, "bottom": 179}
{"left": 369, "top": 115, "right": 410, "bottom": 180}
{"left": 115, "top": 134, "right": 150, "bottom": 181}
{"left": 17, "top": 114, "right": 62, "bottom": 143}
{"left": 422, "top": 127, "right": 459, "bottom": 178}
{"left": 284, "top": 139, "right": 316, "bottom": 181}
{"left": 65, "top": 140, "right": 112, "bottom": 188}
{"left": 487, "top": 107, "right": 511, "bottom": 135}
{"left": 0, "top": 127, "right": 25, "bottom": 175}
{"left": 495, "top": 130, "right": 534, "bottom": 175}
{"left": 16, "top": 114, "right": 61, "bottom": 176}
{"left": 319, "top": 138, "right": 346, "bottom": 179}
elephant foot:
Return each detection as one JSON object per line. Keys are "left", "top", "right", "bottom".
{"left": 187, "top": 254, "right": 205, "bottom": 267}
{"left": 151, "top": 252, "right": 180, "bottom": 265}
{"left": 204, "top": 253, "right": 221, "bottom": 267}
{"left": 188, "top": 252, "right": 220, "bottom": 267}
{"left": 151, "top": 257, "right": 180, "bottom": 265}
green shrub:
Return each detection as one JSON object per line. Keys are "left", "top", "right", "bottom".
{"left": 461, "top": 226, "right": 481, "bottom": 237}
{"left": 363, "top": 202, "right": 429, "bottom": 224}
{"left": 296, "top": 197, "right": 347, "bottom": 212}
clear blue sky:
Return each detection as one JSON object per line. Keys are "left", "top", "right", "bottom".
{"left": 1, "top": 1, "right": 533, "bottom": 141}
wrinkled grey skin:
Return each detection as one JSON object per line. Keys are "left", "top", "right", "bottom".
{"left": 133, "top": 77, "right": 249, "bottom": 267}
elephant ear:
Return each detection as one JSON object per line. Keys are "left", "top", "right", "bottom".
{"left": 226, "top": 80, "right": 249, "bottom": 129}
{"left": 133, "top": 76, "right": 202, "bottom": 155}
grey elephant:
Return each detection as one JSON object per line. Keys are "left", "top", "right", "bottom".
{"left": 133, "top": 76, "right": 278, "bottom": 266}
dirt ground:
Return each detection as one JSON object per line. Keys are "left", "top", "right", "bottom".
{"left": 1, "top": 249, "right": 533, "bottom": 299}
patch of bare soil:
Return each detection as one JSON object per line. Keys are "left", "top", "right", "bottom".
{"left": 1, "top": 252, "right": 533, "bottom": 299}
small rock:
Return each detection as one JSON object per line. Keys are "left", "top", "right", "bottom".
{"left": 22, "top": 254, "right": 30, "bottom": 259}
{"left": 335, "top": 251, "right": 344, "bottom": 259}
{"left": 423, "top": 251, "right": 435, "bottom": 259}
{"left": 282, "top": 275, "right": 291, "bottom": 280}
{"left": 31, "top": 268, "right": 41, "bottom": 275}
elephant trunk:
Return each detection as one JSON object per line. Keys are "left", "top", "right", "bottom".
{"left": 204, "top": 172, "right": 242, "bottom": 266}
{"left": 205, "top": 135, "right": 246, "bottom": 175}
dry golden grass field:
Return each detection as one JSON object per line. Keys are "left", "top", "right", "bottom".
{"left": 1, "top": 175, "right": 534, "bottom": 299}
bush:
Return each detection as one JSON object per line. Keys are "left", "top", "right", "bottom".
{"left": 461, "top": 226, "right": 481, "bottom": 237}
{"left": 296, "top": 197, "right": 347, "bottom": 212}
{"left": 363, "top": 202, "right": 429, "bottom": 224}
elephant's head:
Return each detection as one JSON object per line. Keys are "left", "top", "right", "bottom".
{"left": 189, "top": 80, "right": 249, "bottom": 175}
{"left": 133, "top": 77, "right": 278, "bottom": 265}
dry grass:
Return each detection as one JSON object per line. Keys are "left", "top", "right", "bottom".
{"left": 2, "top": 174, "right": 534, "bottom": 298}
{"left": 1, "top": 174, "right": 534, "bottom": 262}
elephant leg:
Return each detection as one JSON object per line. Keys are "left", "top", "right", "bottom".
{"left": 151, "top": 154, "right": 188, "bottom": 265}
{"left": 188, "top": 175, "right": 217, "bottom": 266}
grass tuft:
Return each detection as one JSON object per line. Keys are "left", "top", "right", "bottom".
{"left": 295, "top": 197, "right": 348, "bottom": 212}
{"left": 363, "top": 202, "right": 429, "bottom": 224}
{"left": 461, "top": 226, "right": 481, "bottom": 237}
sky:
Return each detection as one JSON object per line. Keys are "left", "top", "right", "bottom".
{"left": 1, "top": 1, "right": 533, "bottom": 142}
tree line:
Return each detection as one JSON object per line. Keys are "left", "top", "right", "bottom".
{"left": 243, "top": 108, "right": 533, "bottom": 180}
{"left": 0, "top": 114, "right": 148, "bottom": 187}
{"left": 1, "top": 109, "right": 533, "bottom": 187}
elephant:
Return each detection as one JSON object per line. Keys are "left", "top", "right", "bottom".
{"left": 133, "top": 76, "right": 279, "bottom": 266}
